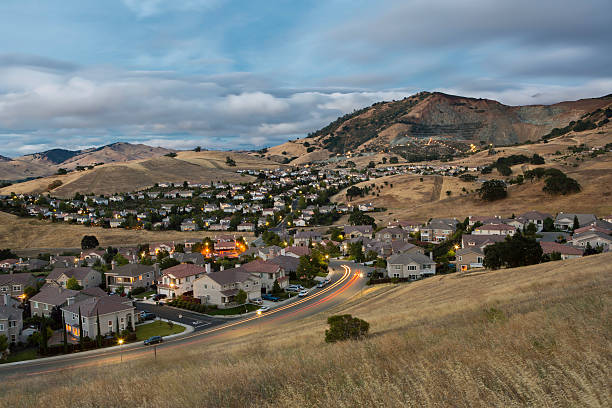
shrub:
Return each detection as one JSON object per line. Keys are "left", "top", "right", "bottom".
{"left": 324, "top": 314, "right": 370, "bottom": 343}
{"left": 47, "top": 180, "right": 63, "bottom": 190}
{"left": 131, "top": 287, "right": 146, "bottom": 296}
{"left": 478, "top": 180, "right": 507, "bottom": 201}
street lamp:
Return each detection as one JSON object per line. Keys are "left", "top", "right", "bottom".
{"left": 118, "top": 338, "right": 124, "bottom": 362}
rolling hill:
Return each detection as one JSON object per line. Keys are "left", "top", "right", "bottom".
{"left": 267, "top": 91, "right": 612, "bottom": 164}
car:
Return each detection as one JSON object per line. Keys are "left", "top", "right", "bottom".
{"left": 257, "top": 306, "right": 270, "bottom": 313}
{"left": 286, "top": 285, "right": 301, "bottom": 292}
{"left": 298, "top": 289, "right": 309, "bottom": 297}
{"left": 251, "top": 298, "right": 263, "bottom": 305}
{"left": 152, "top": 294, "right": 167, "bottom": 301}
{"left": 366, "top": 271, "right": 372, "bottom": 277}
{"left": 317, "top": 281, "right": 326, "bottom": 288}
{"left": 144, "top": 336, "right": 163, "bottom": 345}
{"left": 261, "top": 294, "right": 280, "bottom": 302}
{"left": 140, "top": 311, "right": 156, "bottom": 320}
{"left": 324, "top": 278, "right": 331, "bottom": 283}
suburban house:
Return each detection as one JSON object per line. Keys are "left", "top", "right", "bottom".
{"left": 193, "top": 268, "right": 261, "bottom": 307}
{"left": 0, "top": 294, "right": 24, "bottom": 344}
{"left": 79, "top": 250, "right": 106, "bottom": 266}
{"left": 540, "top": 242, "right": 584, "bottom": 260}
{"left": 239, "top": 259, "right": 288, "bottom": 293}
{"left": 376, "top": 227, "right": 410, "bottom": 243}
{"left": 0, "top": 273, "right": 38, "bottom": 299}
{"left": 180, "top": 219, "right": 199, "bottom": 231}
{"left": 386, "top": 252, "right": 436, "bottom": 279}
{"left": 462, "top": 234, "right": 506, "bottom": 250}
{"left": 569, "top": 231, "right": 612, "bottom": 251}
{"left": 517, "top": 211, "right": 553, "bottom": 232}
{"left": 294, "top": 230, "right": 323, "bottom": 246}
{"left": 257, "top": 245, "right": 282, "bottom": 260}
{"left": 62, "top": 296, "right": 136, "bottom": 338}
{"left": 171, "top": 252, "right": 207, "bottom": 266}
{"left": 420, "top": 218, "right": 458, "bottom": 243}
{"left": 29, "top": 285, "right": 79, "bottom": 317}
{"left": 388, "top": 220, "right": 422, "bottom": 232}
{"left": 157, "top": 264, "right": 206, "bottom": 298}
{"left": 0, "top": 259, "right": 19, "bottom": 270}
{"left": 46, "top": 267, "right": 101, "bottom": 289}
{"left": 455, "top": 247, "right": 485, "bottom": 271}
{"left": 105, "top": 264, "right": 159, "bottom": 294}
{"left": 282, "top": 246, "right": 310, "bottom": 258}
{"left": 554, "top": 213, "right": 597, "bottom": 231}
{"left": 344, "top": 225, "right": 373, "bottom": 239}
{"left": 268, "top": 255, "right": 300, "bottom": 276}
{"left": 472, "top": 223, "right": 516, "bottom": 236}
{"left": 574, "top": 220, "right": 612, "bottom": 235}
{"left": 237, "top": 222, "right": 255, "bottom": 232}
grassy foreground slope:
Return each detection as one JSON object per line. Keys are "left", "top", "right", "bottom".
{"left": 2, "top": 253, "right": 610, "bottom": 407}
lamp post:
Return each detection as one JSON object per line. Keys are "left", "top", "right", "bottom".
{"left": 118, "top": 338, "right": 124, "bottom": 362}
{"left": 256, "top": 310, "right": 262, "bottom": 334}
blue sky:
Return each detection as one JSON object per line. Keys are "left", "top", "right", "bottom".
{"left": 0, "top": 0, "right": 610, "bottom": 156}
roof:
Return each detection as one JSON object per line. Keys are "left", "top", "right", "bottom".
{"left": 456, "top": 246, "right": 484, "bottom": 256}
{"left": 62, "top": 295, "right": 134, "bottom": 317}
{"left": 0, "top": 301, "right": 21, "bottom": 320}
{"left": 391, "top": 241, "right": 417, "bottom": 253}
{"left": 240, "top": 259, "right": 281, "bottom": 273}
{"left": 537, "top": 232, "right": 571, "bottom": 243}
{"left": 80, "top": 287, "right": 108, "bottom": 298}
{"left": 387, "top": 252, "right": 435, "bottom": 265}
{"left": 203, "top": 268, "right": 256, "bottom": 286}
{"left": 294, "top": 230, "right": 322, "bottom": 239}
{"left": 344, "top": 225, "right": 372, "bottom": 234}
{"left": 377, "top": 227, "right": 409, "bottom": 236}
{"left": 554, "top": 213, "right": 597, "bottom": 226}
{"left": 30, "top": 284, "right": 79, "bottom": 306}
{"left": 107, "top": 263, "right": 155, "bottom": 278}
{"left": 519, "top": 210, "right": 553, "bottom": 221}
{"left": 540, "top": 242, "right": 583, "bottom": 255}
{"left": 268, "top": 255, "right": 300, "bottom": 272}
{"left": 162, "top": 263, "right": 206, "bottom": 279}
{"left": 475, "top": 223, "right": 516, "bottom": 231}
{"left": 48, "top": 267, "right": 96, "bottom": 282}
{"left": 462, "top": 234, "right": 506, "bottom": 248}
{"left": 219, "top": 289, "right": 239, "bottom": 297}
{"left": 0, "top": 273, "right": 37, "bottom": 287}
{"left": 284, "top": 246, "right": 310, "bottom": 256}
{"left": 571, "top": 231, "right": 612, "bottom": 242}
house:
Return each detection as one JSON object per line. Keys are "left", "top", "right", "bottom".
{"left": 105, "top": 264, "right": 159, "bottom": 294}
{"left": 193, "top": 268, "right": 261, "bottom": 307}
{"left": 237, "top": 222, "right": 255, "bottom": 232}
{"left": 574, "top": 220, "right": 612, "bottom": 236}
{"left": 569, "top": 231, "right": 612, "bottom": 252}
{"left": 29, "top": 284, "right": 79, "bottom": 317}
{"left": 554, "top": 213, "right": 597, "bottom": 231}
{"left": 344, "top": 225, "right": 373, "bottom": 239}
{"left": 0, "top": 294, "right": 24, "bottom": 344}
{"left": 171, "top": 252, "right": 207, "bottom": 266}
{"left": 79, "top": 250, "right": 106, "bottom": 266}
{"left": 386, "top": 252, "right": 436, "bottom": 279}
{"left": 0, "top": 273, "right": 38, "bottom": 299}
{"left": 282, "top": 246, "right": 310, "bottom": 258}
{"left": 455, "top": 247, "right": 485, "bottom": 271}
{"left": 421, "top": 218, "right": 458, "bottom": 243}
{"left": 540, "top": 242, "right": 584, "bottom": 260}
{"left": 180, "top": 219, "right": 199, "bottom": 231}
{"left": 268, "top": 255, "right": 300, "bottom": 276}
{"left": 388, "top": 220, "right": 422, "bottom": 232}
{"left": 473, "top": 223, "right": 516, "bottom": 236}
{"left": 517, "top": 211, "right": 553, "bottom": 232}
{"left": 258, "top": 246, "right": 282, "bottom": 260}
{"left": 376, "top": 227, "right": 410, "bottom": 243}
{"left": 0, "top": 259, "right": 19, "bottom": 270}
{"left": 462, "top": 234, "right": 506, "bottom": 250}
{"left": 240, "top": 259, "right": 288, "bottom": 293}
{"left": 157, "top": 264, "right": 207, "bottom": 298}
{"left": 46, "top": 267, "right": 101, "bottom": 289}
{"left": 62, "top": 295, "right": 136, "bottom": 338}
{"left": 294, "top": 230, "right": 323, "bottom": 247}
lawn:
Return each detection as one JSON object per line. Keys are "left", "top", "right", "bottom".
{"left": 132, "top": 290, "right": 155, "bottom": 299}
{"left": 0, "top": 348, "right": 38, "bottom": 364}
{"left": 206, "top": 304, "right": 260, "bottom": 316}
{"left": 135, "top": 321, "right": 185, "bottom": 341}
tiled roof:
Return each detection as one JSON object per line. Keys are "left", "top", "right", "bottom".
{"left": 162, "top": 264, "right": 206, "bottom": 279}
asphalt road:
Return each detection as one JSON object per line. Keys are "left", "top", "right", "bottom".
{"left": 0, "top": 261, "right": 365, "bottom": 379}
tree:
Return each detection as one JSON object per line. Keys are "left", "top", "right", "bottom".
{"left": 0, "top": 334, "right": 8, "bottom": 360}
{"left": 234, "top": 289, "right": 247, "bottom": 305}
{"left": 367, "top": 161, "right": 376, "bottom": 168}
{"left": 96, "top": 310, "right": 102, "bottom": 348}
{"left": 572, "top": 215, "right": 580, "bottom": 231}
{"left": 271, "top": 279, "right": 282, "bottom": 294}
{"left": 160, "top": 257, "right": 180, "bottom": 270}
{"left": 66, "top": 277, "right": 83, "bottom": 290}
{"left": 543, "top": 217, "right": 555, "bottom": 232}
{"left": 81, "top": 235, "right": 99, "bottom": 250}
{"left": 348, "top": 242, "right": 365, "bottom": 263}
{"left": 478, "top": 180, "right": 507, "bottom": 201}
{"left": 346, "top": 186, "right": 362, "bottom": 201}
{"left": 389, "top": 156, "right": 398, "bottom": 164}
{"left": 483, "top": 232, "right": 543, "bottom": 270}
{"left": 325, "top": 315, "right": 369, "bottom": 343}
{"left": 194, "top": 146, "right": 201, "bottom": 152}
{"left": 226, "top": 156, "right": 236, "bottom": 166}
{"left": 40, "top": 318, "right": 49, "bottom": 354}
{"left": 0, "top": 248, "right": 17, "bottom": 261}
{"left": 348, "top": 210, "right": 375, "bottom": 228}
{"left": 23, "top": 285, "right": 38, "bottom": 299}
{"left": 483, "top": 244, "right": 505, "bottom": 270}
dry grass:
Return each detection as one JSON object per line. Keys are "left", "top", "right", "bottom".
{"left": 1, "top": 253, "right": 610, "bottom": 407}
{"left": 0, "top": 211, "right": 252, "bottom": 250}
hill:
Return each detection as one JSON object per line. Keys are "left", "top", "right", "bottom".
{"left": 1, "top": 252, "right": 609, "bottom": 406}
{"left": 266, "top": 92, "right": 612, "bottom": 164}
{"left": 0, "top": 151, "right": 283, "bottom": 197}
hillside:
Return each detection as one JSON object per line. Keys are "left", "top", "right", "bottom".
{"left": 1, "top": 253, "right": 610, "bottom": 406}
{"left": 332, "top": 124, "right": 612, "bottom": 223}
{"left": 266, "top": 92, "right": 612, "bottom": 164}
{"left": 0, "top": 151, "right": 283, "bottom": 197}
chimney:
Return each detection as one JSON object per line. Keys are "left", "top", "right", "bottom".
{"left": 111, "top": 260, "right": 116, "bottom": 270}
{"left": 3, "top": 294, "right": 9, "bottom": 306}
{"left": 205, "top": 263, "right": 211, "bottom": 274}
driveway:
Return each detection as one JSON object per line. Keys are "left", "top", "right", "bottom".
{"left": 136, "top": 302, "right": 227, "bottom": 332}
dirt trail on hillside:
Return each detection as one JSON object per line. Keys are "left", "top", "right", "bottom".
{"left": 430, "top": 176, "right": 443, "bottom": 201}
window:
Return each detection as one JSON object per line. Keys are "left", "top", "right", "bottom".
{"left": 9, "top": 320, "right": 16, "bottom": 328}
{"left": 33, "top": 301, "right": 39, "bottom": 308}
{"left": 393, "top": 273, "right": 400, "bottom": 278}
{"left": 0, "top": 287, "right": 6, "bottom": 293}
{"left": 477, "top": 257, "right": 483, "bottom": 263}
{"left": 72, "top": 313, "right": 77, "bottom": 320}
{"left": 13, "top": 285, "right": 21, "bottom": 291}
{"left": 394, "top": 265, "right": 401, "bottom": 270}
{"left": 11, "top": 334, "right": 16, "bottom": 343}
{"left": 407, "top": 265, "right": 417, "bottom": 271}
{"left": 120, "top": 317, "right": 124, "bottom": 323}
{"left": 458, "top": 256, "right": 463, "bottom": 261}
{"left": 108, "top": 320, "right": 113, "bottom": 327}
{"left": 44, "top": 304, "right": 49, "bottom": 310}
{"left": 82, "top": 317, "right": 86, "bottom": 323}
{"left": 0, "top": 324, "right": 4, "bottom": 331}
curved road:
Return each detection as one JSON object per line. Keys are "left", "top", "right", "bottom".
{"left": 0, "top": 261, "right": 366, "bottom": 379}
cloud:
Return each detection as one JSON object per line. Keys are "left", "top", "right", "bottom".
{"left": 122, "top": 0, "right": 222, "bottom": 18}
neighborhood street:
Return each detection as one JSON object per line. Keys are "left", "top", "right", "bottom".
{"left": 0, "top": 263, "right": 365, "bottom": 379}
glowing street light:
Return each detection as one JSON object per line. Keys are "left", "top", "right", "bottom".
{"left": 118, "top": 338, "right": 124, "bottom": 362}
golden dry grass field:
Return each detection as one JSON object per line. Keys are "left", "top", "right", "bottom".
{"left": 0, "top": 211, "right": 252, "bottom": 250}
{"left": 1, "top": 253, "right": 610, "bottom": 407}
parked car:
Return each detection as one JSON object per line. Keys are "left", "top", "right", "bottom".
{"left": 257, "top": 306, "right": 270, "bottom": 313}
{"left": 262, "top": 294, "right": 280, "bottom": 302}
{"left": 317, "top": 281, "right": 326, "bottom": 288}
{"left": 144, "top": 336, "right": 163, "bottom": 345}
{"left": 152, "top": 294, "right": 167, "bottom": 301}
{"left": 251, "top": 298, "right": 263, "bottom": 305}
{"left": 286, "top": 285, "right": 301, "bottom": 292}
{"left": 324, "top": 278, "right": 331, "bottom": 283}
{"left": 298, "top": 289, "right": 309, "bottom": 297}
{"left": 140, "top": 311, "right": 156, "bottom": 320}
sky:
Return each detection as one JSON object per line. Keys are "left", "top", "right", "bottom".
{"left": 0, "top": 0, "right": 610, "bottom": 157}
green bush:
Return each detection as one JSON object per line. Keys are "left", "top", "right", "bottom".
{"left": 325, "top": 314, "right": 370, "bottom": 343}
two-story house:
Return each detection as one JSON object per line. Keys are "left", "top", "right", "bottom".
{"left": 62, "top": 295, "right": 136, "bottom": 338}
{"left": 157, "top": 264, "right": 206, "bottom": 298}
{"left": 0, "top": 273, "right": 37, "bottom": 299}
{"left": 29, "top": 284, "right": 79, "bottom": 317}
{"left": 386, "top": 252, "right": 436, "bottom": 280}
{"left": 455, "top": 247, "right": 485, "bottom": 272}
{"left": 193, "top": 268, "right": 261, "bottom": 307}
{"left": 46, "top": 267, "right": 101, "bottom": 289}
{"left": 239, "top": 259, "right": 288, "bottom": 293}
{"left": 0, "top": 294, "right": 23, "bottom": 344}
{"left": 105, "top": 264, "right": 159, "bottom": 294}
